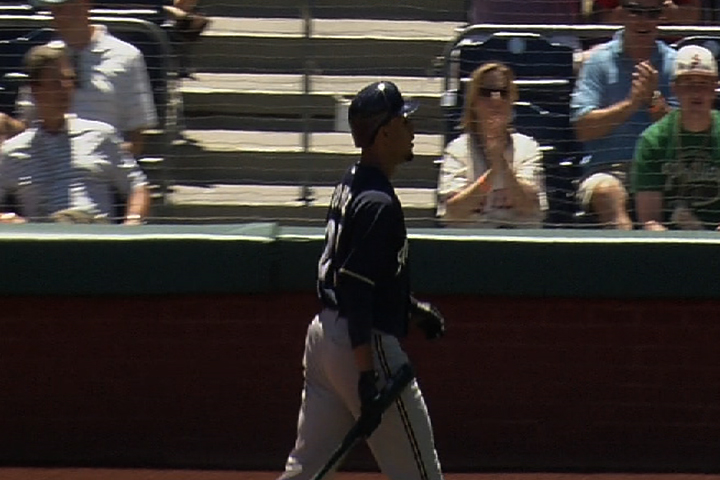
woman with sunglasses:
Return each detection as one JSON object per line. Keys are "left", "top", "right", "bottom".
{"left": 436, "top": 62, "right": 547, "bottom": 228}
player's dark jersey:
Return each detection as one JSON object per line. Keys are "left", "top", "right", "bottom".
{"left": 317, "top": 162, "right": 411, "bottom": 345}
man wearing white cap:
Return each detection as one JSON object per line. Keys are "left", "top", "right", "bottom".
{"left": 632, "top": 44, "right": 720, "bottom": 230}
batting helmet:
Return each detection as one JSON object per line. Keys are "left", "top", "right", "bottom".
{"left": 348, "top": 81, "right": 418, "bottom": 148}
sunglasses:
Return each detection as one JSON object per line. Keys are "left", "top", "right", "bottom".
{"left": 478, "top": 87, "right": 509, "bottom": 99}
{"left": 623, "top": 2, "right": 662, "bottom": 19}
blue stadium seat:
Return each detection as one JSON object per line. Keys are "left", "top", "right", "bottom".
{"left": 455, "top": 32, "right": 574, "bottom": 112}
{"left": 442, "top": 31, "right": 576, "bottom": 145}
{"left": 455, "top": 32, "right": 574, "bottom": 79}
{"left": 512, "top": 102, "right": 581, "bottom": 227}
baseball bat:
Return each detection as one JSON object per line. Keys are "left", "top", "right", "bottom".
{"left": 310, "top": 363, "right": 416, "bottom": 480}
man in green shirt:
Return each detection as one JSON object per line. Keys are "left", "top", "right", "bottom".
{"left": 632, "top": 44, "right": 720, "bottom": 230}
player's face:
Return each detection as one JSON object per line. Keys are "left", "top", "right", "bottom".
{"left": 384, "top": 113, "right": 415, "bottom": 163}
{"left": 674, "top": 75, "right": 718, "bottom": 116}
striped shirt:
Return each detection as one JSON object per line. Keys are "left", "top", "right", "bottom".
{"left": 0, "top": 115, "right": 147, "bottom": 222}
{"left": 17, "top": 25, "right": 157, "bottom": 134}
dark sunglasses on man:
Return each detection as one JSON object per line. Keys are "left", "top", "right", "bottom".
{"left": 622, "top": 1, "right": 663, "bottom": 19}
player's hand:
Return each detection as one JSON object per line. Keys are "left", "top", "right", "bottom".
{"left": 356, "top": 370, "right": 382, "bottom": 438}
{"left": 410, "top": 298, "right": 446, "bottom": 340}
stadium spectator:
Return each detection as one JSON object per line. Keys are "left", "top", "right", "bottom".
{"left": 570, "top": 0, "right": 678, "bottom": 229}
{"left": 0, "top": 44, "right": 150, "bottom": 224}
{"left": 436, "top": 62, "right": 547, "bottom": 228}
{"left": 17, "top": 0, "right": 157, "bottom": 157}
{"left": 632, "top": 45, "right": 720, "bottom": 230}
{"left": 592, "top": 0, "right": 701, "bottom": 24}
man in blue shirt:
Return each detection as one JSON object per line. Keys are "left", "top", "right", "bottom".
{"left": 571, "top": 0, "right": 677, "bottom": 229}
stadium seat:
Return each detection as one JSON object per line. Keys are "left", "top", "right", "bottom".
{"left": 442, "top": 31, "right": 576, "bottom": 144}
{"left": 455, "top": 32, "right": 574, "bottom": 79}
{"left": 455, "top": 32, "right": 574, "bottom": 112}
{"left": 512, "top": 102, "right": 580, "bottom": 227}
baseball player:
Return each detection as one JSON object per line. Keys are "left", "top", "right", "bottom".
{"left": 278, "top": 81, "right": 446, "bottom": 480}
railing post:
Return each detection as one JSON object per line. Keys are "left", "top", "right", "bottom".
{"left": 297, "top": 0, "right": 316, "bottom": 206}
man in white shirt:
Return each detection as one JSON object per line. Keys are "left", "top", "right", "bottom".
{"left": 18, "top": 0, "right": 157, "bottom": 157}
{"left": 0, "top": 44, "right": 150, "bottom": 224}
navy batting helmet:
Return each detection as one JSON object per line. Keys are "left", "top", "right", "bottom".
{"left": 348, "top": 81, "right": 418, "bottom": 148}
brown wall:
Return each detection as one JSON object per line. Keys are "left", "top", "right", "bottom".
{"left": 1, "top": 294, "right": 719, "bottom": 472}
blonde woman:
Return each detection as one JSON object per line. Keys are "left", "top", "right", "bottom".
{"left": 437, "top": 62, "right": 548, "bottom": 228}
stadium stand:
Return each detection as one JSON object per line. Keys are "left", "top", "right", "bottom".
{"left": 152, "top": 0, "right": 469, "bottom": 225}
{"left": 6, "top": 2, "right": 720, "bottom": 226}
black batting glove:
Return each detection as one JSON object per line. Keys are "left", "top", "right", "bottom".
{"left": 410, "top": 297, "right": 446, "bottom": 340}
{"left": 357, "top": 369, "right": 382, "bottom": 437}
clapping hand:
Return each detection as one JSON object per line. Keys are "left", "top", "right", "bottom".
{"left": 631, "top": 61, "right": 658, "bottom": 108}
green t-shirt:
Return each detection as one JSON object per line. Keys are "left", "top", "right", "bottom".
{"left": 632, "top": 109, "right": 720, "bottom": 228}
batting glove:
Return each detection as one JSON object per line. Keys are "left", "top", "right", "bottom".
{"left": 410, "top": 297, "right": 446, "bottom": 340}
{"left": 357, "top": 369, "right": 382, "bottom": 437}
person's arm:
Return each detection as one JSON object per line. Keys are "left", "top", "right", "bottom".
{"left": 101, "top": 127, "right": 151, "bottom": 224}
{"left": 0, "top": 149, "right": 26, "bottom": 223}
{"left": 436, "top": 139, "right": 492, "bottom": 221}
{"left": 572, "top": 58, "right": 656, "bottom": 142}
{"left": 337, "top": 196, "right": 401, "bottom": 372}
{"left": 492, "top": 139, "right": 543, "bottom": 216}
{"left": 444, "top": 170, "right": 493, "bottom": 220}
{"left": 118, "top": 51, "right": 158, "bottom": 156}
{"left": 635, "top": 191, "right": 667, "bottom": 230}
{"left": 572, "top": 51, "right": 632, "bottom": 142}
{"left": 124, "top": 184, "right": 150, "bottom": 225}
{"left": 575, "top": 99, "right": 639, "bottom": 142}
{"left": 631, "top": 127, "right": 667, "bottom": 230}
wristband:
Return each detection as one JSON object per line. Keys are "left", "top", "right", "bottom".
{"left": 649, "top": 90, "right": 664, "bottom": 115}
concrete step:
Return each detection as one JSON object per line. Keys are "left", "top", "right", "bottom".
{"left": 167, "top": 129, "right": 444, "bottom": 188}
{"left": 179, "top": 73, "right": 445, "bottom": 133}
{"left": 201, "top": 0, "right": 468, "bottom": 21}
{"left": 152, "top": 183, "right": 439, "bottom": 227}
{"left": 192, "top": 17, "right": 461, "bottom": 76}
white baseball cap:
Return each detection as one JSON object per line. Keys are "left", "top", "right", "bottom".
{"left": 674, "top": 45, "right": 718, "bottom": 79}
